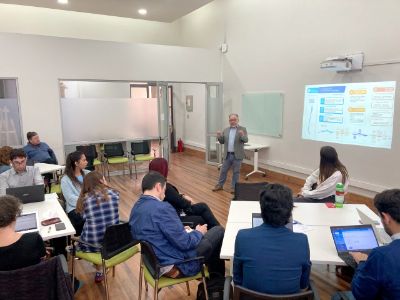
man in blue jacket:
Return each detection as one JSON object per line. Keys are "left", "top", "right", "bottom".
{"left": 233, "top": 183, "right": 311, "bottom": 294}
{"left": 332, "top": 189, "right": 400, "bottom": 300}
{"left": 129, "top": 171, "right": 225, "bottom": 277}
{"left": 23, "top": 131, "right": 57, "bottom": 165}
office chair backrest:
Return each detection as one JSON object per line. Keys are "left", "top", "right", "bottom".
{"left": 104, "top": 143, "right": 124, "bottom": 157}
{"left": 140, "top": 241, "right": 161, "bottom": 279}
{"left": 233, "top": 182, "right": 268, "bottom": 201}
{"left": 0, "top": 255, "right": 73, "bottom": 300}
{"left": 76, "top": 145, "right": 98, "bottom": 170}
{"left": 101, "top": 223, "right": 139, "bottom": 260}
{"left": 233, "top": 285, "right": 313, "bottom": 300}
{"left": 131, "top": 141, "right": 150, "bottom": 155}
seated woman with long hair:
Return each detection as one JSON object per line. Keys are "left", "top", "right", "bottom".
{"left": 76, "top": 171, "right": 119, "bottom": 283}
{"left": 0, "top": 195, "right": 46, "bottom": 271}
{"left": 61, "top": 151, "right": 89, "bottom": 236}
{"left": 0, "top": 146, "right": 12, "bottom": 174}
{"left": 149, "top": 157, "right": 220, "bottom": 229}
{"left": 297, "top": 146, "right": 349, "bottom": 202}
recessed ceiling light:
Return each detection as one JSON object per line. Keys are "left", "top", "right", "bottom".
{"left": 58, "top": 0, "right": 68, "bottom": 4}
{"left": 138, "top": 8, "right": 147, "bottom": 16}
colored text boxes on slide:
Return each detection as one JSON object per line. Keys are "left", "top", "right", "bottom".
{"left": 348, "top": 107, "right": 366, "bottom": 112}
{"left": 319, "top": 114, "right": 343, "bottom": 124}
{"left": 373, "top": 87, "right": 395, "bottom": 93}
{"left": 320, "top": 97, "right": 344, "bottom": 105}
{"left": 320, "top": 106, "right": 343, "bottom": 114}
{"left": 349, "top": 89, "right": 367, "bottom": 95}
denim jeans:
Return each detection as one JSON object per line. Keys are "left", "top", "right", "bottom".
{"left": 217, "top": 153, "right": 242, "bottom": 188}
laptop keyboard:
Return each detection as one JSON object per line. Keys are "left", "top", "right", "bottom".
{"left": 339, "top": 251, "right": 370, "bottom": 269}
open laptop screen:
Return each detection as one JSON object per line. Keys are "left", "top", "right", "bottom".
{"left": 331, "top": 225, "right": 379, "bottom": 252}
{"left": 252, "top": 213, "right": 293, "bottom": 230}
{"left": 15, "top": 212, "right": 38, "bottom": 232}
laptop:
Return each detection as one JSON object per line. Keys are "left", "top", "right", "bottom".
{"left": 252, "top": 213, "right": 293, "bottom": 231}
{"left": 357, "top": 208, "right": 392, "bottom": 245}
{"left": 330, "top": 225, "right": 379, "bottom": 268}
{"left": 6, "top": 184, "right": 45, "bottom": 204}
{"left": 15, "top": 212, "right": 39, "bottom": 233}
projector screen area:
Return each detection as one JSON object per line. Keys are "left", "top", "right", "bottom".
{"left": 302, "top": 81, "right": 396, "bottom": 149}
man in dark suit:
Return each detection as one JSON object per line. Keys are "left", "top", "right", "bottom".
{"left": 233, "top": 183, "right": 312, "bottom": 295}
{"left": 212, "top": 113, "right": 248, "bottom": 194}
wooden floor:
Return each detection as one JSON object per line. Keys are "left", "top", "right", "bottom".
{"left": 73, "top": 150, "right": 354, "bottom": 300}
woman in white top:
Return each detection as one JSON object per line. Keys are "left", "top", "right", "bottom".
{"left": 297, "top": 146, "right": 349, "bottom": 202}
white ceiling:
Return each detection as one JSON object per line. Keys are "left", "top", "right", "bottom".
{"left": 0, "top": 0, "right": 214, "bottom": 22}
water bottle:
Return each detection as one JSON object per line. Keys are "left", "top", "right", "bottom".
{"left": 335, "top": 183, "right": 345, "bottom": 208}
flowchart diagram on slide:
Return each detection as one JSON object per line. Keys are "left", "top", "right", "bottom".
{"left": 302, "top": 81, "right": 396, "bottom": 149}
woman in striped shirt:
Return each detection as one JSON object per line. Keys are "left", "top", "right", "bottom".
{"left": 76, "top": 171, "right": 119, "bottom": 282}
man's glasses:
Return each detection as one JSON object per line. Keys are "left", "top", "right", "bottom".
{"left": 12, "top": 159, "right": 26, "bottom": 165}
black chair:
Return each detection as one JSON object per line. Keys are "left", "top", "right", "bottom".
{"left": 103, "top": 143, "right": 131, "bottom": 180}
{"left": 138, "top": 240, "right": 209, "bottom": 300}
{"left": 130, "top": 141, "right": 153, "bottom": 179}
{"left": 76, "top": 145, "right": 103, "bottom": 173}
{"left": 71, "top": 222, "right": 140, "bottom": 300}
{"left": 233, "top": 182, "right": 268, "bottom": 201}
{"left": 223, "top": 276, "right": 319, "bottom": 300}
{"left": 0, "top": 255, "right": 73, "bottom": 300}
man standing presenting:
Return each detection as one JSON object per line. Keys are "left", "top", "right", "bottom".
{"left": 212, "top": 113, "right": 248, "bottom": 194}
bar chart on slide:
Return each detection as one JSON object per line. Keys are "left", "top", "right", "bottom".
{"left": 302, "top": 81, "right": 396, "bottom": 149}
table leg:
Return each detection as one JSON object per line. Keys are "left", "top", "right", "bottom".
{"left": 245, "top": 149, "right": 266, "bottom": 179}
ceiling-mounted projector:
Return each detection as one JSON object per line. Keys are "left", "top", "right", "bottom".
{"left": 320, "top": 53, "right": 364, "bottom": 72}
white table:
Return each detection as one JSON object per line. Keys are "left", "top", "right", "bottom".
{"left": 243, "top": 143, "right": 269, "bottom": 179}
{"left": 226, "top": 202, "right": 380, "bottom": 226}
{"left": 221, "top": 201, "right": 381, "bottom": 267}
{"left": 216, "top": 142, "right": 269, "bottom": 179}
{"left": 34, "top": 163, "right": 65, "bottom": 175}
{"left": 22, "top": 193, "right": 75, "bottom": 241}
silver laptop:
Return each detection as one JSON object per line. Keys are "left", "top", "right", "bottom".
{"left": 15, "top": 212, "right": 39, "bottom": 233}
{"left": 357, "top": 208, "right": 392, "bottom": 245}
{"left": 6, "top": 184, "right": 45, "bottom": 204}
{"left": 331, "top": 224, "right": 379, "bottom": 268}
{"left": 252, "top": 213, "right": 293, "bottom": 230}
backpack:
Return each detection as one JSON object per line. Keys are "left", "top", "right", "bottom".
{"left": 197, "top": 273, "right": 229, "bottom": 300}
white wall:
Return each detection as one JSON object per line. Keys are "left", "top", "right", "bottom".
{"left": 0, "top": 4, "right": 180, "bottom": 45}
{"left": 0, "top": 32, "right": 221, "bottom": 162}
{"left": 178, "top": 0, "right": 400, "bottom": 195}
{"left": 172, "top": 83, "right": 206, "bottom": 149}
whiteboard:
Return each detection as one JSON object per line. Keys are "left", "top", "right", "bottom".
{"left": 60, "top": 98, "right": 158, "bottom": 144}
{"left": 242, "top": 92, "right": 284, "bottom": 137}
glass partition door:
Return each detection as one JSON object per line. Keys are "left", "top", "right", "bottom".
{"left": 157, "top": 82, "right": 170, "bottom": 161}
{"left": 206, "top": 83, "right": 223, "bottom": 165}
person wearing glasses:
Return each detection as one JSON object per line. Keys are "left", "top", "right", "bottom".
{"left": 0, "top": 148, "right": 43, "bottom": 195}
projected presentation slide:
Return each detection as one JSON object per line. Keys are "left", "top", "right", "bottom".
{"left": 302, "top": 81, "right": 396, "bottom": 149}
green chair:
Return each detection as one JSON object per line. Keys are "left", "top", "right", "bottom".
{"left": 131, "top": 141, "right": 154, "bottom": 179}
{"left": 71, "top": 223, "right": 140, "bottom": 300}
{"left": 138, "top": 240, "right": 209, "bottom": 300}
{"left": 103, "top": 143, "right": 131, "bottom": 180}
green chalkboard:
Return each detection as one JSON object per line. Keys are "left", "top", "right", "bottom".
{"left": 242, "top": 92, "right": 283, "bottom": 137}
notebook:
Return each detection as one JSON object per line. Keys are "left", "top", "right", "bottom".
{"left": 15, "top": 212, "right": 39, "bottom": 233}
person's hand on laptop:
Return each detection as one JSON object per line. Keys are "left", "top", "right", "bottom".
{"left": 195, "top": 224, "right": 208, "bottom": 235}
{"left": 350, "top": 252, "right": 368, "bottom": 264}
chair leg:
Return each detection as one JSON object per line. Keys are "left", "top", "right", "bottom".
{"left": 154, "top": 280, "right": 159, "bottom": 300}
{"left": 138, "top": 265, "right": 143, "bottom": 300}
{"left": 102, "top": 260, "right": 109, "bottom": 300}
{"left": 112, "top": 266, "right": 115, "bottom": 277}
{"left": 71, "top": 252, "right": 76, "bottom": 292}
{"left": 134, "top": 160, "right": 138, "bottom": 179}
{"left": 107, "top": 163, "right": 111, "bottom": 182}
{"left": 186, "top": 281, "right": 190, "bottom": 296}
{"left": 202, "top": 276, "right": 208, "bottom": 300}
{"left": 145, "top": 280, "right": 148, "bottom": 292}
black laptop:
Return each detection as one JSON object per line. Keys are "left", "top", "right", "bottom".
{"left": 252, "top": 213, "right": 293, "bottom": 231}
{"left": 330, "top": 225, "right": 379, "bottom": 268}
{"left": 6, "top": 184, "right": 45, "bottom": 204}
